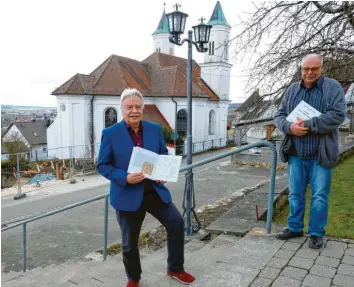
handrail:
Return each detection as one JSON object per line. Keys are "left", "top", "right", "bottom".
{"left": 1, "top": 140, "right": 277, "bottom": 273}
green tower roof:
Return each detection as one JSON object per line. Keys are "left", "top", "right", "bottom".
{"left": 152, "top": 8, "right": 169, "bottom": 35}
{"left": 207, "top": 1, "right": 230, "bottom": 28}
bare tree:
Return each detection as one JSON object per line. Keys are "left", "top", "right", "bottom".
{"left": 231, "top": 1, "right": 354, "bottom": 98}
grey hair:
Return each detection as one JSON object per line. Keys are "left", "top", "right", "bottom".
{"left": 301, "top": 54, "right": 323, "bottom": 67}
{"left": 120, "top": 88, "right": 144, "bottom": 110}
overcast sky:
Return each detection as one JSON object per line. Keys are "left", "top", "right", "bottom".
{"left": 1, "top": 0, "right": 254, "bottom": 107}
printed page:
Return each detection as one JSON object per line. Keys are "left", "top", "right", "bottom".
{"left": 286, "top": 100, "right": 322, "bottom": 122}
{"left": 153, "top": 155, "right": 182, "bottom": 183}
{"left": 127, "top": 147, "right": 159, "bottom": 180}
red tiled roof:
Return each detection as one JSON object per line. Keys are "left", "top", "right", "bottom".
{"left": 143, "top": 104, "right": 172, "bottom": 130}
{"left": 52, "top": 52, "right": 219, "bottom": 101}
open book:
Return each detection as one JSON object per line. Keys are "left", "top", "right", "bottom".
{"left": 286, "top": 100, "right": 322, "bottom": 122}
{"left": 127, "top": 147, "right": 182, "bottom": 183}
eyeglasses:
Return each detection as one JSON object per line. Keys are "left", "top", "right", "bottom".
{"left": 124, "top": 105, "right": 143, "bottom": 111}
{"left": 302, "top": 66, "right": 322, "bottom": 73}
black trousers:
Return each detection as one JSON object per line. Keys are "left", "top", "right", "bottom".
{"left": 115, "top": 182, "right": 185, "bottom": 281}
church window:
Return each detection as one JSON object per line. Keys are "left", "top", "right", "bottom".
{"left": 208, "top": 42, "right": 215, "bottom": 56}
{"left": 177, "top": 109, "right": 187, "bottom": 137}
{"left": 105, "top": 108, "right": 118, "bottom": 128}
{"left": 208, "top": 110, "right": 216, "bottom": 135}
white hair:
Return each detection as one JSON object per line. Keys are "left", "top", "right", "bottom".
{"left": 120, "top": 88, "right": 144, "bottom": 110}
{"left": 301, "top": 54, "right": 323, "bottom": 67}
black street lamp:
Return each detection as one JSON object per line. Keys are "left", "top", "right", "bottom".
{"left": 166, "top": 3, "right": 212, "bottom": 236}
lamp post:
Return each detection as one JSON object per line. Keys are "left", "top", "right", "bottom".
{"left": 166, "top": 4, "right": 212, "bottom": 236}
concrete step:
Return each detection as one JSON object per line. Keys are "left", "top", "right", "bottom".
{"left": 206, "top": 175, "right": 288, "bottom": 235}
{"left": 0, "top": 234, "right": 210, "bottom": 286}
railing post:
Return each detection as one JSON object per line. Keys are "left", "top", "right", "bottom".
{"left": 103, "top": 196, "right": 109, "bottom": 260}
{"left": 17, "top": 153, "right": 21, "bottom": 196}
{"left": 265, "top": 142, "right": 277, "bottom": 234}
{"left": 23, "top": 223, "right": 27, "bottom": 272}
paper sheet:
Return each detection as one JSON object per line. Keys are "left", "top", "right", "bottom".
{"left": 128, "top": 147, "right": 182, "bottom": 182}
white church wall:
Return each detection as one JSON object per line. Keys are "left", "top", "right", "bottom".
{"left": 93, "top": 96, "right": 121, "bottom": 156}
{"left": 152, "top": 34, "right": 175, "bottom": 55}
{"left": 154, "top": 98, "right": 176, "bottom": 129}
{"left": 47, "top": 96, "right": 70, "bottom": 159}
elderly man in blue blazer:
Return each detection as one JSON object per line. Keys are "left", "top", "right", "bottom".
{"left": 97, "top": 88, "right": 195, "bottom": 287}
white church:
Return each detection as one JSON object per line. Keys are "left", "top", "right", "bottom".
{"left": 47, "top": 1, "right": 233, "bottom": 159}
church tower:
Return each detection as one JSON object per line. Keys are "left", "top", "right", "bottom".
{"left": 200, "top": 1, "right": 233, "bottom": 100}
{"left": 152, "top": 4, "right": 175, "bottom": 55}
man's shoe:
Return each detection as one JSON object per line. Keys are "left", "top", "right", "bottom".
{"left": 275, "top": 228, "right": 303, "bottom": 240}
{"left": 167, "top": 270, "right": 195, "bottom": 285}
{"left": 309, "top": 236, "right": 323, "bottom": 249}
{"left": 126, "top": 280, "right": 139, "bottom": 287}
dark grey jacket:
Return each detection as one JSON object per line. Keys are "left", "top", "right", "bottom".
{"left": 275, "top": 77, "right": 346, "bottom": 168}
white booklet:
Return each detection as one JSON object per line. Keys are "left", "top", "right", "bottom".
{"left": 286, "top": 100, "right": 322, "bottom": 122}
{"left": 127, "top": 147, "right": 182, "bottom": 183}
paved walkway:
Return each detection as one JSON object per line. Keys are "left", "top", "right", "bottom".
{"left": 2, "top": 227, "right": 354, "bottom": 286}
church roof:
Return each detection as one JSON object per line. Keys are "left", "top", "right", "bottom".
{"left": 152, "top": 8, "right": 169, "bottom": 35}
{"left": 207, "top": 1, "right": 230, "bottom": 28}
{"left": 52, "top": 52, "right": 219, "bottom": 101}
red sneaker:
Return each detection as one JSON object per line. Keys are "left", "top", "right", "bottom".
{"left": 167, "top": 270, "right": 195, "bottom": 285}
{"left": 126, "top": 280, "right": 139, "bottom": 287}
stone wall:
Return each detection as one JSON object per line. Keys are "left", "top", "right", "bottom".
{"left": 231, "top": 141, "right": 285, "bottom": 167}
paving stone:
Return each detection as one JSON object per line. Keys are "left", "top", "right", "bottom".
{"left": 274, "top": 248, "right": 296, "bottom": 260}
{"left": 258, "top": 266, "right": 281, "bottom": 280}
{"left": 348, "top": 244, "right": 354, "bottom": 249}
{"left": 345, "top": 248, "right": 354, "bottom": 257}
{"left": 310, "top": 264, "right": 336, "bottom": 279}
{"left": 337, "top": 264, "right": 354, "bottom": 276}
{"left": 282, "top": 242, "right": 302, "bottom": 251}
{"left": 295, "top": 249, "right": 319, "bottom": 260}
{"left": 302, "top": 274, "right": 331, "bottom": 287}
{"left": 321, "top": 241, "right": 347, "bottom": 259}
{"left": 272, "top": 276, "right": 302, "bottom": 287}
{"left": 280, "top": 266, "right": 308, "bottom": 280}
{"left": 288, "top": 256, "right": 314, "bottom": 270}
{"left": 333, "top": 274, "right": 354, "bottom": 287}
{"left": 288, "top": 237, "right": 307, "bottom": 244}
{"left": 267, "top": 257, "right": 289, "bottom": 269}
{"left": 250, "top": 276, "right": 273, "bottom": 287}
{"left": 342, "top": 255, "right": 354, "bottom": 266}
{"left": 315, "top": 255, "right": 340, "bottom": 268}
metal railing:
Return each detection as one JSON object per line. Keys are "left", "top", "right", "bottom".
{"left": 1, "top": 140, "right": 277, "bottom": 273}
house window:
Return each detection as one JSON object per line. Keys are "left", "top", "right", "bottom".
{"left": 176, "top": 109, "right": 187, "bottom": 137}
{"left": 43, "top": 147, "right": 47, "bottom": 152}
{"left": 105, "top": 108, "right": 118, "bottom": 128}
{"left": 209, "top": 110, "right": 216, "bottom": 135}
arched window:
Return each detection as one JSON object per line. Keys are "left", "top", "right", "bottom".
{"left": 105, "top": 108, "right": 117, "bottom": 128}
{"left": 209, "top": 110, "right": 216, "bottom": 135}
{"left": 177, "top": 109, "right": 187, "bottom": 137}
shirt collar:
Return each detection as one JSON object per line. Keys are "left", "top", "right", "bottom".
{"left": 124, "top": 121, "right": 143, "bottom": 132}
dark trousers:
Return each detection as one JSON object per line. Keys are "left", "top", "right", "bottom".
{"left": 115, "top": 184, "right": 185, "bottom": 282}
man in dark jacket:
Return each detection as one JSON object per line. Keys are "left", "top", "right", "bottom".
{"left": 274, "top": 54, "right": 346, "bottom": 249}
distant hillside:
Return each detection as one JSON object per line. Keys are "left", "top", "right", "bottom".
{"left": 2, "top": 105, "right": 56, "bottom": 110}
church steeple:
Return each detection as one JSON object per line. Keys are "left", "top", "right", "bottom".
{"left": 200, "top": 1, "right": 232, "bottom": 100}
{"left": 152, "top": 3, "right": 174, "bottom": 55}
{"left": 207, "top": 1, "right": 231, "bottom": 28}
{"left": 152, "top": 4, "right": 169, "bottom": 35}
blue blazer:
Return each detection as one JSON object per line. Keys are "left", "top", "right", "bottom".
{"left": 97, "top": 120, "right": 172, "bottom": 211}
